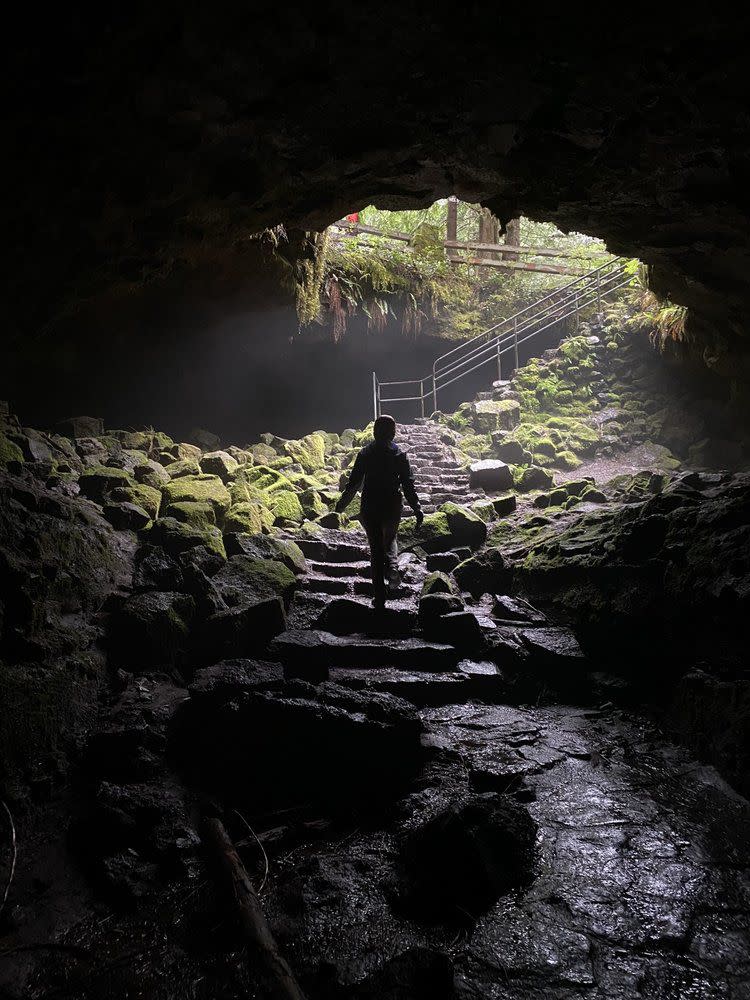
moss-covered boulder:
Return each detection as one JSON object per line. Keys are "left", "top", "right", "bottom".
{"left": 0, "top": 434, "right": 24, "bottom": 466}
{"left": 109, "top": 483, "right": 162, "bottom": 520}
{"left": 299, "top": 487, "right": 328, "bottom": 519}
{"left": 249, "top": 442, "right": 278, "bottom": 464}
{"left": 211, "top": 555, "right": 297, "bottom": 611}
{"left": 165, "top": 457, "right": 202, "bottom": 479}
{"left": 224, "top": 533, "right": 307, "bottom": 575}
{"left": 103, "top": 501, "right": 152, "bottom": 531}
{"left": 473, "top": 399, "right": 521, "bottom": 434}
{"left": 162, "top": 474, "right": 231, "bottom": 518}
{"left": 440, "top": 502, "right": 488, "bottom": 549}
{"left": 265, "top": 489, "right": 304, "bottom": 523}
{"left": 240, "top": 465, "right": 290, "bottom": 491}
{"left": 200, "top": 450, "right": 240, "bottom": 482}
{"left": 166, "top": 442, "right": 202, "bottom": 462}
{"left": 164, "top": 501, "right": 217, "bottom": 528}
{"left": 282, "top": 433, "right": 327, "bottom": 473}
{"left": 454, "top": 548, "right": 513, "bottom": 598}
{"left": 224, "top": 501, "right": 274, "bottom": 535}
{"left": 79, "top": 465, "right": 135, "bottom": 503}
{"left": 147, "top": 516, "right": 226, "bottom": 559}
{"left": 134, "top": 459, "right": 170, "bottom": 489}
{"left": 422, "top": 571, "right": 457, "bottom": 596}
{"left": 517, "top": 466, "right": 555, "bottom": 492}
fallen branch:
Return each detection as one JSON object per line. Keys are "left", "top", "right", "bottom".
{"left": 202, "top": 816, "right": 307, "bottom": 1000}
{"left": 0, "top": 801, "right": 17, "bottom": 921}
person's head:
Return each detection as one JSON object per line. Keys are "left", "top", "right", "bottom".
{"left": 373, "top": 414, "right": 397, "bottom": 444}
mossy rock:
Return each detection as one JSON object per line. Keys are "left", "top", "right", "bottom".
{"left": 165, "top": 458, "right": 202, "bottom": 479}
{"left": 109, "top": 483, "right": 162, "bottom": 520}
{"left": 241, "top": 465, "right": 291, "bottom": 492}
{"left": 134, "top": 459, "right": 170, "bottom": 489}
{"left": 473, "top": 399, "right": 521, "bottom": 434}
{"left": 299, "top": 488, "right": 328, "bottom": 519}
{"left": 162, "top": 474, "right": 231, "bottom": 517}
{"left": 165, "top": 500, "right": 217, "bottom": 528}
{"left": 282, "top": 433, "right": 327, "bottom": 473}
{"left": 225, "top": 533, "right": 307, "bottom": 574}
{"left": 458, "top": 434, "right": 492, "bottom": 459}
{"left": 224, "top": 501, "right": 274, "bottom": 535}
{"left": 422, "top": 571, "right": 457, "bottom": 596}
{"left": 400, "top": 511, "right": 452, "bottom": 553}
{"left": 556, "top": 450, "right": 582, "bottom": 469}
{"left": 471, "top": 500, "right": 497, "bottom": 523}
{"left": 167, "top": 442, "right": 203, "bottom": 462}
{"left": 78, "top": 465, "right": 135, "bottom": 503}
{"left": 200, "top": 450, "right": 240, "bottom": 482}
{"left": 212, "top": 555, "right": 297, "bottom": 610}
{"left": 454, "top": 548, "right": 513, "bottom": 598}
{"left": 0, "top": 434, "right": 24, "bottom": 466}
{"left": 147, "top": 516, "right": 226, "bottom": 559}
{"left": 517, "top": 466, "right": 554, "bottom": 492}
{"left": 266, "top": 489, "right": 304, "bottom": 523}
{"left": 249, "top": 442, "right": 278, "bottom": 464}
{"left": 229, "top": 475, "right": 268, "bottom": 506}
{"left": 439, "top": 502, "right": 488, "bottom": 549}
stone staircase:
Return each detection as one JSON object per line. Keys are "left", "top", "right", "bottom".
{"left": 396, "top": 419, "right": 486, "bottom": 513}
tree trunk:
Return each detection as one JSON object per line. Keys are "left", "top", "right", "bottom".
{"left": 446, "top": 196, "right": 458, "bottom": 260}
{"left": 503, "top": 218, "right": 521, "bottom": 261}
{"left": 478, "top": 207, "right": 499, "bottom": 258}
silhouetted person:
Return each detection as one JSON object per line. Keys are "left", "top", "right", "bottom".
{"left": 336, "top": 415, "right": 423, "bottom": 610}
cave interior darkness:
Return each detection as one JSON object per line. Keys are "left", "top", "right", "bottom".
{"left": 2, "top": 10, "right": 750, "bottom": 1000}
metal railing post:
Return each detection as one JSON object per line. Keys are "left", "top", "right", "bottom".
{"left": 432, "top": 364, "right": 438, "bottom": 412}
{"left": 372, "top": 372, "right": 378, "bottom": 420}
{"left": 513, "top": 317, "right": 519, "bottom": 371}
{"left": 596, "top": 270, "right": 602, "bottom": 314}
{"left": 496, "top": 340, "right": 502, "bottom": 382}
{"left": 420, "top": 379, "right": 425, "bottom": 418}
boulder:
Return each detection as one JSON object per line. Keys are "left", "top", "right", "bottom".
{"left": 440, "top": 502, "right": 487, "bottom": 549}
{"left": 517, "top": 465, "right": 554, "bottom": 491}
{"left": 134, "top": 459, "right": 170, "bottom": 490}
{"left": 0, "top": 434, "right": 24, "bottom": 466}
{"left": 161, "top": 474, "right": 231, "bottom": 517}
{"left": 164, "top": 457, "right": 201, "bottom": 479}
{"left": 425, "top": 552, "right": 461, "bottom": 573}
{"left": 492, "top": 437, "right": 526, "bottom": 464}
{"left": 199, "top": 597, "right": 287, "bottom": 661}
{"left": 223, "top": 533, "right": 307, "bottom": 575}
{"left": 211, "top": 554, "right": 297, "bottom": 610}
{"left": 469, "top": 459, "right": 514, "bottom": 492}
{"left": 265, "top": 488, "right": 304, "bottom": 522}
{"left": 423, "top": 610, "right": 484, "bottom": 651}
{"left": 109, "top": 484, "right": 162, "bottom": 520}
{"left": 473, "top": 399, "right": 521, "bottom": 434}
{"left": 57, "top": 416, "right": 105, "bottom": 439}
{"left": 164, "top": 500, "right": 216, "bottom": 528}
{"left": 282, "top": 432, "right": 327, "bottom": 473}
{"left": 199, "top": 450, "right": 239, "bottom": 481}
{"left": 79, "top": 466, "right": 135, "bottom": 503}
{"left": 223, "top": 501, "right": 274, "bottom": 535}
{"left": 112, "top": 591, "right": 195, "bottom": 669}
{"left": 147, "top": 516, "right": 226, "bottom": 559}
{"left": 492, "top": 493, "right": 517, "bottom": 517}
{"left": 188, "top": 659, "right": 285, "bottom": 703}
{"left": 187, "top": 427, "right": 220, "bottom": 451}
{"left": 133, "top": 545, "right": 184, "bottom": 592}
{"left": 454, "top": 548, "right": 513, "bottom": 598}
{"left": 418, "top": 592, "right": 464, "bottom": 626}
{"left": 422, "top": 571, "right": 457, "bottom": 596}
{"left": 103, "top": 501, "right": 151, "bottom": 531}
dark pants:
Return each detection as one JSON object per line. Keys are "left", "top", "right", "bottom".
{"left": 361, "top": 509, "right": 401, "bottom": 605}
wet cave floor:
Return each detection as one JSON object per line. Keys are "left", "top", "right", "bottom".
{"left": 17, "top": 701, "right": 750, "bottom": 1000}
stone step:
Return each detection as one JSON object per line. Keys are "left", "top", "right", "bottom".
{"left": 308, "top": 559, "right": 371, "bottom": 578}
{"left": 317, "top": 597, "right": 418, "bottom": 637}
{"left": 297, "top": 537, "right": 369, "bottom": 563}
{"left": 269, "top": 629, "right": 460, "bottom": 674}
{"left": 300, "top": 575, "right": 418, "bottom": 598}
{"left": 329, "top": 667, "right": 471, "bottom": 706}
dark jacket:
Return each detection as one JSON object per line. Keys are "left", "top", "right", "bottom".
{"left": 338, "top": 440, "right": 421, "bottom": 519}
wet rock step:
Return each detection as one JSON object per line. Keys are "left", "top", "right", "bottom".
{"left": 329, "top": 667, "right": 471, "bottom": 706}
{"left": 297, "top": 537, "right": 369, "bottom": 563}
{"left": 268, "top": 629, "right": 460, "bottom": 673}
{"left": 300, "top": 575, "right": 418, "bottom": 598}
{"left": 308, "top": 559, "right": 371, "bottom": 578}
{"left": 318, "top": 597, "right": 417, "bottom": 636}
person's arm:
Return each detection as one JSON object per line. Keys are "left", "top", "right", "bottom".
{"left": 335, "top": 450, "right": 367, "bottom": 512}
{"left": 398, "top": 453, "right": 424, "bottom": 524}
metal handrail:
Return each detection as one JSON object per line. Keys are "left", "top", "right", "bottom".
{"left": 374, "top": 256, "right": 631, "bottom": 418}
